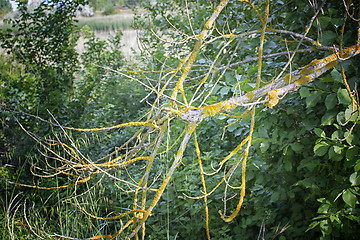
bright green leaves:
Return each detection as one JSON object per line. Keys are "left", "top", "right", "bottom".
{"left": 342, "top": 189, "right": 357, "bottom": 208}
{"left": 337, "top": 88, "right": 352, "bottom": 105}
{"left": 306, "top": 91, "right": 322, "bottom": 108}
{"left": 259, "top": 141, "right": 270, "bottom": 153}
{"left": 345, "top": 105, "right": 359, "bottom": 122}
{"left": 341, "top": 173, "right": 360, "bottom": 208}
{"left": 321, "top": 110, "right": 337, "bottom": 126}
{"left": 350, "top": 172, "right": 360, "bottom": 186}
{"left": 337, "top": 101, "right": 358, "bottom": 126}
{"left": 314, "top": 128, "right": 326, "bottom": 138}
{"left": 346, "top": 147, "right": 358, "bottom": 163}
{"left": 314, "top": 141, "right": 329, "bottom": 156}
{"left": 307, "top": 198, "right": 342, "bottom": 235}
{"left": 309, "top": 79, "right": 360, "bottom": 236}
{"left": 328, "top": 145, "right": 343, "bottom": 161}
{"left": 233, "top": 70, "right": 256, "bottom": 93}
{"left": 317, "top": 198, "right": 331, "bottom": 214}
{"left": 341, "top": 172, "right": 359, "bottom": 208}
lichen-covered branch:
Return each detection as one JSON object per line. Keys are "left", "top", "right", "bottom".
{"left": 180, "top": 44, "right": 360, "bottom": 122}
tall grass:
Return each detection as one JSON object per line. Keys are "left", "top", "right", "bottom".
{"left": 76, "top": 13, "right": 134, "bottom": 31}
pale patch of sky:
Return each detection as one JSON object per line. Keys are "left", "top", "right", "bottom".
{"left": 9, "top": 0, "right": 19, "bottom": 11}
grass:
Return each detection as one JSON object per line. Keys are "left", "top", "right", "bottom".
{"left": 76, "top": 11, "right": 134, "bottom": 31}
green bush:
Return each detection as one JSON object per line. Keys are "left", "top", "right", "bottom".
{"left": 102, "top": 6, "right": 115, "bottom": 16}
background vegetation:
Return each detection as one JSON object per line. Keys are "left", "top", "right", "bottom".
{"left": 76, "top": 12, "right": 134, "bottom": 31}
{"left": 1, "top": 0, "right": 359, "bottom": 239}
{"left": 0, "top": 0, "right": 11, "bottom": 18}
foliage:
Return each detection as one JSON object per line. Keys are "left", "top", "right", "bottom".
{"left": 72, "top": 25, "right": 148, "bottom": 156}
{"left": 1, "top": 0, "right": 360, "bottom": 239}
{"left": 0, "top": 53, "right": 39, "bottom": 163}
{"left": 0, "top": 21, "right": 146, "bottom": 240}
{"left": 0, "top": 0, "right": 87, "bottom": 119}
{"left": 0, "top": 2, "right": 88, "bottom": 237}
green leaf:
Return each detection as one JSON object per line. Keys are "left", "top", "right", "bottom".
{"left": 260, "top": 141, "right": 270, "bottom": 153}
{"left": 270, "top": 191, "right": 280, "bottom": 202}
{"left": 306, "top": 91, "right": 322, "bottom": 108}
{"left": 227, "top": 122, "right": 238, "bottom": 132}
{"left": 345, "top": 105, "right": 359, "bottom": 122}
{"left": 306, "top": 221, "right": 321, "bottom": 232}
{"left": 330, "top": 69, "right": 342, "bottom": 83}
{"left": 284, "top": 160, "right": 293, "bottom": 172}
{"left": 290, "top": 142, "right": 304, "bottom": 152}
{"left": 219, "top": 86, "right": 230, "bottom": 96}
{"left": 331, "top": 131, "right": 340, "bottom": 141}
{"left": 258, "top": 127, "right": 269, "bottom": 138}
{"left": 350, "top": 172, "right": 360, "bottom": 186}
{"left": 342, "top": 189, "right": 357, "bottom": 208}
{"left": 355, "top": 160, "right": 360, "bottom": 172}
{"left": 299, "top": 87, "right": 310, "bottom": 99}
{"left": 319, "top": 16, "right": 331, "bottom": 28}
{"left": 314, "top": 128, "right": 326, "bottom": 138}
{"left": 325, "top": 93, "right": 337, "bottom": 110}
{"left": 225, "top": 72, "right": 237, "bottom": 85}
{"left": 314, "top": 141, "right": 329, "bottom": 156}
{"left": 321, "top": 111, "right": 337, "bottom": 126}
{"left": 247, "top": 66, "right": 258, "bottom": 75}
{"left": 317, "top": 202, "right": 330, "bottom": 214}
{"left": 337, "top": 88, "right": 351, "bottom": 105}
{"left": 333, "top": 145, "right": 343, "bottom": 154}
{"left": 346, "top": 147, "right": 358, "bottom": 161}
{"left": 322, "top": 30, "right": 337, "bottom": 45}
{"left": 295, "top": 178, "right": 318, "bottom": 189}
{"left": 336, "top": 111, "right": 346, "bottom": 125}
{"left": 329, "top": 214, "right": 340, "bottom": 223}
{"left": 328, "top": 146, "right": 342, "bottom": 161}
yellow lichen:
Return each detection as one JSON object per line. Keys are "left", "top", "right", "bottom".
{"left": 299, "top": 65, "right": 314, "bottom": 76}
{"left": 201, "top": 100, "right": 236, "bottom": 117}
{"left": 67, "top": 121, "right": 159, "bottom": 132}
{"left": 325, "top": 61, "right": 338, "bottom": 70}
{"left": 267, "top": 89, "right": 279, "bottom": 108}
{"left": 295, "top": 75, "right": 311, "bottom": 86}
{"left": 300, "top": 59, "right": 321, "bottom": 76}
{"left": 202, "top": 102, "right": 223, "bottom": 117}
{"left": 284, "top": 74, "right": 293, "bottom": 84}
{"left": 312, "top": 40, "right": 322, "bottom": 48}
{"left": 246, "top": 91, "right": 254, "bottom": 99}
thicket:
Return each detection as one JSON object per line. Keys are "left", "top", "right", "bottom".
{"left": 1, "top": 0, "right": 360, "bottom": 239}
